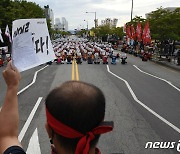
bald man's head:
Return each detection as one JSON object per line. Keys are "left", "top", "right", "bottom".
{"left": 45, "top": 81, "right": 105, "bottom": 151}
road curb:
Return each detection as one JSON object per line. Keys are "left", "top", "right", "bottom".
{"left": 151, "top": 59, "right": 180, "bottom": 72}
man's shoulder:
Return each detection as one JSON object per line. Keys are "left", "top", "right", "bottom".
{"left": 4, "top": 146, "right": 26, "bottom": 154}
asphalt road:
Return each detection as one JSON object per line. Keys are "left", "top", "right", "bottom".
{"left": 0, "top": 53, "right": 180, "bottom": 154}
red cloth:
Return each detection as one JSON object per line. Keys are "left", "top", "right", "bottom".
{"left": 126, "top": 25, "right": 132, "bottom": 39}
{"left": 143, "top": 22, "right": 151, "bottom": 44}
{"left": 131, "top": 25, "right": 136, "bottom": 40}
{"left": 136, "top": 22, "right": 142, "bottom": 41}
{"left": 0, "top": 59, "right": 3, "bottom": 66}
{"left": 46, "top": 108, "right": 113, "bottom": 154}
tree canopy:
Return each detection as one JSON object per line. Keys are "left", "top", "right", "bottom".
{"left": 147, "top": 7, "right": 180, "bottom": 41}
{"left": 89, "top": 25, "right": 124, "bottom": 41}
{"left": 0, "top": 0, "right": 45, "bottom": 46}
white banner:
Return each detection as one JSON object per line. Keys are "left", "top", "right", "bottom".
{"left": 12, "top": 18, "right": 56, "bottom": 72}
{"left": 5, "top": 25, "right": 12, "bottom": 43}
{"left": 0, "top": 28, "right": 4, "bottom": 43}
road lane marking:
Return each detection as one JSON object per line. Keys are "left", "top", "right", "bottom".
{"left": 72, "top": 60, "right": 75, "bottom": 80}
{"left": 75, "top": 61, "right": 79, "bottom": 81}
{"left": 0, "top": 65, "right": 48, "bottom": 112}
{"left": 133, "top": 65, "right": 180, "bottom": 92}
{"left": 18, "top": 97, "right": 43, "bottom": 142}
{"left": 26, "top": 128, "right": 41, "bottom": 154}
{"left": 72, "top": 60, "right": 79, "bottom": 81}
{"left": 18, "top": 65, "right": 49, "bottom": 95}
{"left": 107, "top": 65, "right": 180, "bottom": 134}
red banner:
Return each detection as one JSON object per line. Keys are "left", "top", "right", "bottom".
{"left": 143, "top": 22, "right": 151, "bottom": 44}
{"left": 131, "top": 25, "right": 136, "bottom": 40}
{"left": 136, "top": 22, "right": 142, "bottom": 41}
{"left": 126, "top": 25, "right": 131, "bottom": 39}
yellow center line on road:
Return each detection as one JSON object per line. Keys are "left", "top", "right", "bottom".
{"left": 72, "top": 59, "right": 80, "bottom": 81}
{"left": 72, "top": 60, "right": 75, "bottom": 80}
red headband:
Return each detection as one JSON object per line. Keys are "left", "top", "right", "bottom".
{"left": 46, "top": 108, "right": 113, "bottom": 154}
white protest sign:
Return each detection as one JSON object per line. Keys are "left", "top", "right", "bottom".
{"left": 12, "top": 18, "right": 56, "bottom": 72}
{"left": 12, "top": 32, "right": 39, "bottom": 72}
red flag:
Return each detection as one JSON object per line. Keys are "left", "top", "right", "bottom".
{"left": 142, "top": 25, "right": 146, "bottom": 42}
{"left": 136, "top": 22, "right": 142, "bottom": 41}
{"left": 131, "top": 25, "right": 136, "bottom": 40}
{"left": 126, "top": 25, "right": 131, "bottom": 39}
{"left": 143, "top": 22, "right": 151, "bottom": 44}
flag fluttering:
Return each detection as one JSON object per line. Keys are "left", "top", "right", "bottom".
{"left": 0, "top": 28, "right": 4, "bottom": 43}
{"left": 5, "top": 25, "right": 12, "bottom": 43}
{"left": 126, "top": 25, "right": 131, "bottom": 39}
{"left": 136, "top": 22, "right": 142, "bottom": 41}
{"left": 143, "top": 22, "right": 151, "bottom": 44}
{"left": 90, "top": 30, "right": 95, "bottom": 37}
{"left": 131, "top": 25, "right": 136, "bottom": 40}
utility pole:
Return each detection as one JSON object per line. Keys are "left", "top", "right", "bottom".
{"left": 86, "top": 12, "right": 97, "bottom": 29}
{"left": 131, "top": 0, "right": 133, "bottom": 22}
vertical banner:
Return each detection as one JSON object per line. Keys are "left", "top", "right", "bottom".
{"left": 0, "top": 28, "right": 4, "bottom": 43}
{"left": 126, "top": 25, "right": 131, "bottom": 39}
{"left": 5, "top": 25, "right": 12, "bottom": 43}
{"left": 131, "top": 25, "right": 136, "bottom": 40}
{"left": 126, "top": 25, "right": 132, "bottom": 45}
{"left": 143, "top": 22, "right": 151, "bottom": 44}
{"left": 136, "top": 22, "right": 142, "bottom": 41}
{"left": 12, "top": 18, "right": 56, "bottom": 72}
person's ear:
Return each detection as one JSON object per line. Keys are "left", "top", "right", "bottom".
{"left": 45, "top": 123, "right": 53, "bottom": 138}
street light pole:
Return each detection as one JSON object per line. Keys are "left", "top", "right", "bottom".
{"left": 95, "top": 12, "right": 97, "bottom": 28}
{"left": 84, "top": 20, "right": 88, "bottom": 30}
{"left": 131, "top": 0, "right": 133, "bottom": 22}
{"left": 86, "top": 11, "right": 97, "bottom": 28}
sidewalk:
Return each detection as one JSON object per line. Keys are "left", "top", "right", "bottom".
{"left": 115, "top": 49, "right": 180, "bottom": 72}
{"left": 151, "top": 58, "right": 180, "bottom": 72}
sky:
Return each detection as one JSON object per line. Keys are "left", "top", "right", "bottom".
{"left": 27, "top": 0, "right": 180, "bottom": 30}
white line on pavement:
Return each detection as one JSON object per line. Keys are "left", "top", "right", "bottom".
{"left": 26, "top": 128, "right": 41, "bottom": 154}
{"left": 107, "top": 65, "right": 180, "bottom": 134}
{"left": 133, "top": 65, "right": 180, "bottom": 92}
{"left": 18, "top": 97, "right": 43, "bottom": 142}
{"left": 17, "top": 65, "right": 49, "bottom": 95}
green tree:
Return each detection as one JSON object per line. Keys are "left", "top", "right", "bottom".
{"left": 111, "top": 27, "right": 124, "bottom": 39}
{"left": 0, "top": 0, "right": 11, "bottom": 28}
{"left": 126, "top": 15, "right": 146, "bottom": 27}
{"left": 0, "top": 0, "right": 46, "bottom": 47}
{"left": 147, "top": 7, "right": 180, "bottom": 41}
{"left": 96, "top": 25, "right": 111, "bottom": 38}
{"left": 89, "top": 25, "right": 124, "bottom": 41}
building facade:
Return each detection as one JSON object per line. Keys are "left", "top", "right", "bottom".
{"left": 54, "top": 17, "right": 68, "bottom": 31}
{"left": 62, "top": 17, "right": 68, "bottom": 31}
{"left": 101, "top": 18, "right": 118, "bottom": 28}
{"left": 54, "top": 18, "right": 62, "bottom": 30}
